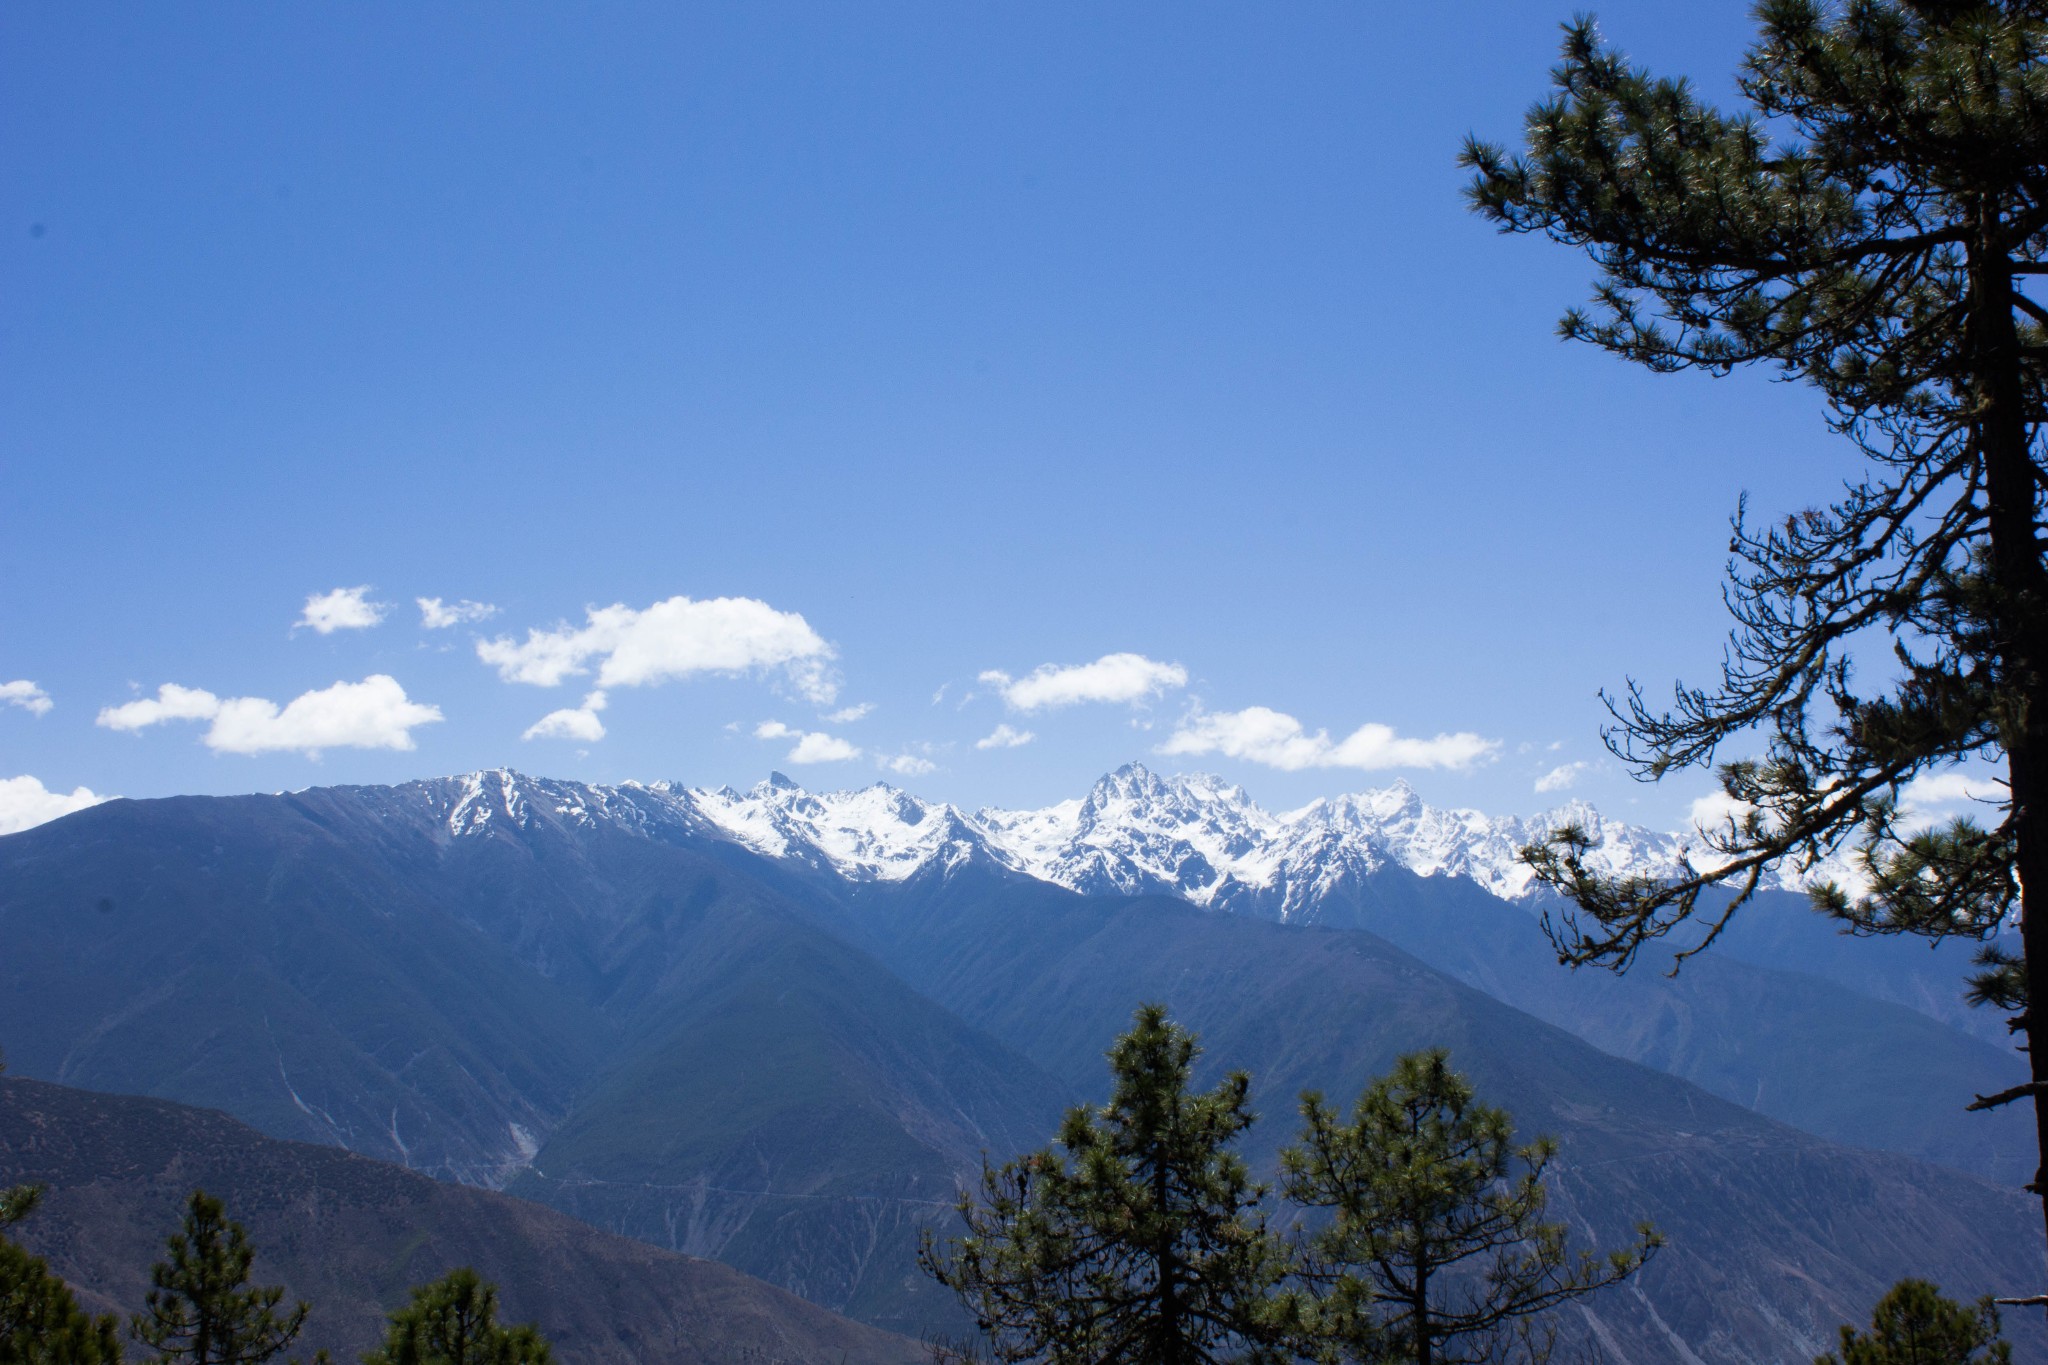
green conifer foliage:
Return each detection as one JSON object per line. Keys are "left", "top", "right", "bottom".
{"left": 919, "top": 1004, "right": 1294, "bottom": 1364}
{"left": 1280, "top": 1051, "right": 1658, "bottom": 1365}
{"left": 362, "top": 1269, "right": 552, "bottom": 1365}
{"left": 129, "top": 1191, "right": 307, "bottom": 1365}
{"left": 1819, "top": 1279, "right": 2013, "bottom": 1365}
{"left": 1463, "top": 1, "right": 2048, "bottom": 1260}
{"left": 0, "top": 1237, "right": 123, "bottom": 1365}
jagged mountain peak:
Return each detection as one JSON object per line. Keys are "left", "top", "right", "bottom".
{"left": 388, "top": 764, "right": 1834, "bottom": 914}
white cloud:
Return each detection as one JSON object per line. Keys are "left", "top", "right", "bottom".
{"left": 880, "top": 753, "right": 937, "bottom": 776}
{"left": 979, "top": 653, "right": 1186, "bottom": 712}
{"left": 1688, "top": 788, "right": 1751, "bottom": 832}
{"left": 98, "top": 683, "right": 225, "bottom": 732}
{"left": 97, "top": 676, "right": 442, "bottom": 756}
{"left": 418, "top": 597, "right": 500, "bottom": 629}
{"left": 0, "top": 680, "right": 53, "bottom": 716}
{"left": 976, "top": 723, "right": 1036, "bottom": 750}
{"left": 824, "top": 702, "right": 874, "bottom": 724}
{"left": 478, "top": 595, "right": 836, "bottom": 703}
{"left": 1688, "top": 770, "right": 2007, "bottom": 839}
{"left": 1535, "top": 761, "right": 1589, "bottom": 794}
{"left": 0, "top": 775, "right": 111, "bottom": 834}
{"left": 296, "top": 586, "right": 389, "bottom": 634}
{"left": 754, "top": 720, "right": 860, "bottom": 763}
{"left": 1159, "top": 706, "right": 1499, "bottom": 772}
{"left": 1901, "top": 771, "right": 2005, "bottom": 809}
{"left": 524, "top": 690, "right": 608, "bottom": 742}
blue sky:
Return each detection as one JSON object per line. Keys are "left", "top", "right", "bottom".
{"left": 1, "top": 3, "right": 1867, "bottom": 830}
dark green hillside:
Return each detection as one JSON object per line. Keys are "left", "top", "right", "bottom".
{"left": 0, "top": 1075, "right": 923, "bottom": 1365}
{"left": 842, "top": 867, "right": 2048, "bottom": 1364}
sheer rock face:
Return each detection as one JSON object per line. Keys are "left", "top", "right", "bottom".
{"left": 0, "top": 1077, "right": 925, "bottom": 1365}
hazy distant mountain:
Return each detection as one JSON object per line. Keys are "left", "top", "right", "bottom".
{"left": 2, "top": 769, "right": 2038, "bottom": 1362}
{"left": 0, "top": 1075, "right": 923, "bottom": 1365}
{"left": 341, "top": 765, "right": 2025, "bottom": 1175}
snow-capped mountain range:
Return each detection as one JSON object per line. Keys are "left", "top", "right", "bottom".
{"left": 415, "top": 762, "right": 1826, "bottom": 919}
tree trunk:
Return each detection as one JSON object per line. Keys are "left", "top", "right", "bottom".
{"left": 1413, "top": 1223, "right": 1433, "bottom": 1365}
{"left": 1977, "top": 220, "right": 2048, "bottom": 1292}
{"left": 1155, "top": 1151, "right": 1182, "bottom": 1365}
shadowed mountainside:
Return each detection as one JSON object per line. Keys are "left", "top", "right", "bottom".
{"left": 4, "top": 777, "right": 2045, "bottom": 1360}
{"left": 825, "top": 867, "right": 2048, "bottom": 1364}
{"left": 0, "top": 1076, "right": 924, "bottom": 1365}
{"left": 0, "top": 787, "right": 1072, "bottom": 1334}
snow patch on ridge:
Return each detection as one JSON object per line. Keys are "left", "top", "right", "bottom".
{"left": 412, "top": 763, "right": 1844, "bottom": 912}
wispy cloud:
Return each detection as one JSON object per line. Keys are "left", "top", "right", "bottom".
{"left": 296, "top": 585, "right": 389, "bottom": 634}
{"left": 1901, "top": 771, "right": 2006, "bottom": 810}
{"left": 1535, "top": 761, "right": 1588, "bottom": 794}
{"left": 523, "top": 690, "right": 608, "bottom": 742}
{"left": 479, "top": 595, "right": 837, "bottom": 703}
{"left": 979, "top": 653, "right": 1186, "bottom": 712}
{"left": 824, "top": 702, "right": 874, "bottom": 724}
{"left": 418, "top": 597, "right": 499, "bottom": 629}
{"left": 97, "top": 676, "right": 442, "bottom": 756}
{"left": 0, "top": 680, "right": 53, "bottom": 717}
{"left": 976, "top": 723, "right": 1036, "bottom": 750}
{"left": 755, "top": 720, "right": 861, "bottom": 763}
{"left": 880, "top": 753, "right": 937, "bottom": 776}
{"left": 1159, "top": 706, "right": 1498, "bottom": 772}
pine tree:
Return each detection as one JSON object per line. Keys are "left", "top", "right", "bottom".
{"left": 1819, "top": 1279, "right": 2012, "bottom": 1365}
{"left": 362, "top": 1268, "right": 551, "bottom": 1365}
{"left": 1462, "top": 1, "right": 2048, "bottom": 1271}
{"left": 0, "top": 1241, "right": 124, "bottom": 1365}
{"left": 0, "top": 1180, "right": 123, "bottom": 1365}
{"left": 129, "top": 1191, "right": 307, "bottom": 1365}
{"left": 918, "top": 1003, "right": 1295, "bottom": 1365}
{"left": 1280, "top": 1051, "right": 1658, "bottom": 1365}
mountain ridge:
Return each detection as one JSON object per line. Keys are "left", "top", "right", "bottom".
{"left": 262, "top": 761, "right": 1819, "bottom": 914}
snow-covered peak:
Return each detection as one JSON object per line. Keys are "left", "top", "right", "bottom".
{"left": 682, "top": 777, "right": 993, "bottom": 881}
{"left": 405, "top": 765, "right": 1835, "bottom": 918}
{"left": 979, "top": 762, "right": 1285, "bottom": 909}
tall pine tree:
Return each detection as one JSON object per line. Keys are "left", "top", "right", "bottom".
{"left": 1280, "top": 1051, "right": 1657, "bottom": 1365}
{"left": 1820, "top": 1279, "right": 2013, "bottom": 1365}
{"left": 363, "top": 1268, "right": 551, "bottom": 1365}
{"left": 1463, "top": 0, "right": 2048, "bottom": 1278}
{"left": 130, "top": 1191, "right": 307, "bottom": 1365}
{"left": 919, "top": 1004, "right": 1294, "bottom": 1365}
